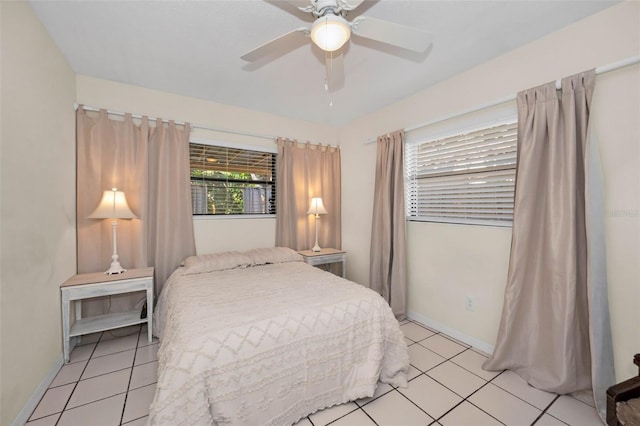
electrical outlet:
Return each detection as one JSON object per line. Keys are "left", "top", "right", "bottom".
{"left": 465, "top": 295, "right": 476, "bottom": 312}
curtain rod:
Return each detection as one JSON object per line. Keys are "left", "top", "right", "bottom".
{"left": 365, "top": 55, "right": 640, "bottom": 144}
{"left": 74, "top": 103, "right": 277, "bottom": 141}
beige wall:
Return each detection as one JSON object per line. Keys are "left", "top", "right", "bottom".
{"left": 75, "top": 76, "right": 339, "bottom": 256}
{"left": 340, "top": 2, "right": 639, "bottom": 380}
{"left": 0, "top": 2, "right": 77, "bottom": 424}
{"left": 193, "top": 217, "right": 276, "bottom": 254}
{"left": 593, "top": 61, "right": 640, "bottom": 383}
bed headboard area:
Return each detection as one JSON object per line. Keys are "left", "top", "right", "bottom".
{"left": 180, "top": 246, "right": 303, "bottom": 275}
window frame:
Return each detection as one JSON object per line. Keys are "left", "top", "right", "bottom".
{"left": 189, "top": 137, "right": 277, "bottom": 219}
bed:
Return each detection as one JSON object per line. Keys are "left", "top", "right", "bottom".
{"left": 149, "top": 247, "right": 409, "bottom": 425}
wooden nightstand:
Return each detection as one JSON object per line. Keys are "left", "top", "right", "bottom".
{"left": 298, "top": 248, "right": 347, "bottom": 278}
{"left": 60, "top": 267, "right": 154, "bottom": 363}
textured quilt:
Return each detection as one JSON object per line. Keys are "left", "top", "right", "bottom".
{"left": 150, "top": 260, "right": 409, "bottom": 425}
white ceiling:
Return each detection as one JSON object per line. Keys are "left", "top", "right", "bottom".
{"left": 29, "top": 0, "right": 617, "bottom": 126}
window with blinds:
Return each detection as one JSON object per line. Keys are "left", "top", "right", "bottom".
{"left": 405, "top": 120, "right": 517, "bottom": 226}
{"left": 189, "top": 142, "right": 276, "bottom": 216}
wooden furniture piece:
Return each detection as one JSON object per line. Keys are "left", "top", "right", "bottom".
{"left": 298, "top": 248, "right": 347, "bottom": 278}
{"left": 61, "top": 267, "right": 154, "bottom": 363}
{"left": 607, "top": 354, "right": 640, "bottom": 426}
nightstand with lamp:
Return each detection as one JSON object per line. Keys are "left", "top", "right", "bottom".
{"left": 298, "top": 197, "right": 347, "bottom": 277}
{"left": 60, "top": 188, "right": 154, "bottom": 362}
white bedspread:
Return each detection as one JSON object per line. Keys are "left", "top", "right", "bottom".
{"left": 150, "top": 261, "right": 409, "bottom": 425}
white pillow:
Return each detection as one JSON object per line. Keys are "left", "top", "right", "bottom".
{"left": 181, "top": 251, "right": 253, "bottom": 274}
{"left": 245, "top": 247, "right": 303, "bottom": 265}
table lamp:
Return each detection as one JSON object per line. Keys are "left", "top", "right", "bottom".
{"left": 307, "top": 197, "right": 327, "bottom": 252}
{"left": 89, "top": 188, "right": 137, "bottom": 274}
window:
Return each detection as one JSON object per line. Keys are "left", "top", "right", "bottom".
{"left": 189, "top": 142, "right": 276, "bottom": 215}
{"left": 405, "top": 120, "right": 517, "bottom": 226}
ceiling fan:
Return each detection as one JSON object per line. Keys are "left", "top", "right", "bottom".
{"left": 241, "top": 0, "right": 432, "bottom": 91}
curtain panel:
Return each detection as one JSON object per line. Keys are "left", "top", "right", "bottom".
{"left": 76, "top": 108, "right": 196, "bottom": 316}
{"left": 369, "top": 130, "right": 408, "bottom": 319}
{"left": 483, "top": 70, "right": 614, "bottom": 419}
{"left": 275, "top": 138, "right": 341, "bottom": 251}
{"left": 147, "top": 118, "right": 196, "bottom": 296}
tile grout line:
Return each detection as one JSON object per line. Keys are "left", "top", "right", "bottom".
{"left": 392, "top": 387, "right": 438, "bottom": 423}
{"left": 450, "top": 377, "right": 506, "bottom": 425}
{"left": 52, "top": 325, "right": 143, "bottom": 424}
{"left": 460, "top": 367, "right": 553, "bottom": 425}
{"left": 324, "top": 406, "right": 378, "bottom": 426}
{"left": 31, "top": 325, "right": 142, "bottom": 425}
{"left": 411, "top": 345, "right": 477, "bottom": 379}
{"left": 50, "top": 332, "right": 101, "bottom": 426}
{"left": 486, "top": 369, "right": 562, "bottom": 415}
{"left": 462, "top": 399, "right": 507, "bottom": 425}
{"left": 405, "top": 319, "right": 588, "bottom": 425}
{"left": 415, "top": 329, "right": 473, "bottom": 351}
{"left": 355, "top": 385, "right": 395, "bottom": 410}
{"left": 460, "top": 369, "right": 518, "bottom": 424}
{"left": 322, "top": 404, "right": 360, "bottom": 425}
{"left": 359, "top": 320, "right": 588, "bottom": 426}
{"left": 119, "top": 325, "right": 142, "bottom": 425}
{"left": 398, "top": 335, "right": 476, "bottom": 421}
{"left": 129, "top": 379, "right": 158, "bottom": 392}
{"left": 68, "top": 330, "right": 146, "bottom": 382}
{"left": 89, "top": 336, "right": 145, "bottom": 361}
{"left": 410, "top": 346, "right": 504, "bottom": 425}
{"left": 45, "top": 360, "right": 90, "bottom": 390}
{"left": 56, "top": 391, "right": 130, "bottom": 416}
{"left": 530, "top": 394, "right": 567, "bottom": 426}
{"left": 67, "top": 365, "right": 134, "bottom": 385}
{"left": 358, "top": 406, "right": 379, "bottom": 425}
{"left": 448, "top": 355, "right": 500, "bottom": 382}
{"left": 403, "top": 345, "right": 502, "bottom": 425}
{"left": 121, "top": 413, "right": 148, "bottom": 425}
{"left": 346, "top": 321, "right": 558, "bottom": 426}
{"left": 425, "top": 369, "right": 484, "bottom": 400}
{"left": 76, "top": 342, "right": 156, "bottom": 378}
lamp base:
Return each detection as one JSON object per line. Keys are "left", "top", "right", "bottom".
{"left": 312, "top": 243, "right": 322, "bottom": 252}
{"left": 105, "top": 260, "right": 126, "bottom": 275}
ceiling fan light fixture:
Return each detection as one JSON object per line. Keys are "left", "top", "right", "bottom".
{"left": 311, "top": 14, "right": 350, "bottom": 52}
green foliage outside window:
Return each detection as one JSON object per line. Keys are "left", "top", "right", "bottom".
{"left": 191, "top": 169, "right": 266, "bottom": 214}
{"left": 189, "top": 143, "right": 276, "bottom": 216}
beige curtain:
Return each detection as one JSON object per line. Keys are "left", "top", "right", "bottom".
{"left": 77, "top": 108, "right": 195, "bottom": 315}
{"left": 275, "top": 138, "right": 341, "bottom": 251}
{"left": 147, "top": 118, "right": 196, "bottom": 295}
{"left": 483, "top": 70, "right": 614, "bottom": 419}
{"left": 369, "top": 130, "right": 407, "bottom": 319}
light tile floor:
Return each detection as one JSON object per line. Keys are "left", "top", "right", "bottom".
{"left": 27, "top": 320, "right": 604, "bottom": 426}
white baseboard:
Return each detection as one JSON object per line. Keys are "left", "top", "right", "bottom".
{"left": 406, "top": 310, "right": 495, "bottom": 355}
{"left": 12, "top": 353, "right": 65, "bottom": 426}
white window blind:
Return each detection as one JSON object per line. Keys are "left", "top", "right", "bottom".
{"left": 189, "top": 142, "right": 276, "bottom": 215}
{"left": 405, "top": 120, "right": 518, "bottom": 226}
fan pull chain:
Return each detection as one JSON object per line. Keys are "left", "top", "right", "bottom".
{"left": 326, "top": 50, "right": 334, "bottom": 108}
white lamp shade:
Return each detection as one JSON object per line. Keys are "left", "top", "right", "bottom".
{"left": 307, "top": 197, "right": 328, "bottom": 215}
{"left": 88, "top": 188, "right": 137, "bottom": 219}
{"left": 310, "top": 15, "right": 351, "bottom": 52}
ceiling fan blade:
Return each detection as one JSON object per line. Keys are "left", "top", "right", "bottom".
{"left": 280, "top": 0, "right": 314, "bottom": 10}
{"left": 338, "top": 0, "right": 366, "bottom": 11}
{"left": 350, "top": 16, "right": 432, "bottom": 53}
{"left": 325, "top": 52, "right": 344, "bottom": 92}
{"left": 241, "top": 27, "right": 310, "bottom": 62}
{"left": 263, "top": 0, "right": 315, "bottom": 20}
